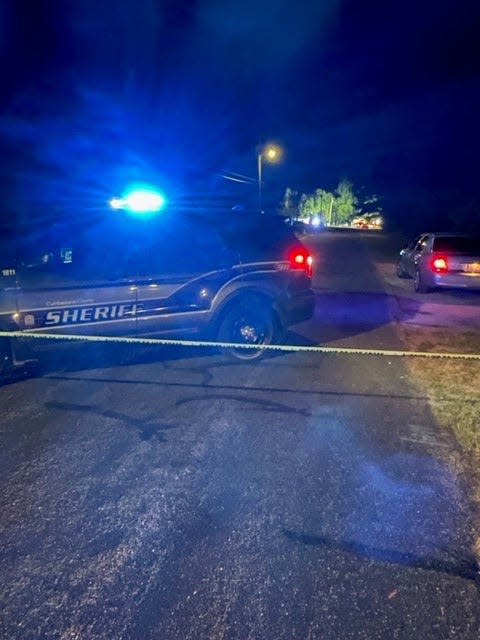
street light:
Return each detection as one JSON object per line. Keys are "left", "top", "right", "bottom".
{"left": 257, "top": 143, "right": 282, "bottom": 212}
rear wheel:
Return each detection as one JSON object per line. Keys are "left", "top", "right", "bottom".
{"left": 217, "top": 299, "right": 277, "bottom": 361}
{"left": 414, "top": 268, "right": 430, "bottom": 293}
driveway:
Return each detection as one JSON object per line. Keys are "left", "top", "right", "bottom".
{"left": 374, "top": 259, "right": 480, "bottom": 331}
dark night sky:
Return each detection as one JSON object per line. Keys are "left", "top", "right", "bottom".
{"left": 1, "top": 0, "right": 480, "bottom": 232}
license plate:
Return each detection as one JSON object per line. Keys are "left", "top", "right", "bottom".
{"left": 462, "top": 262, "right": 480, "bottom": 274}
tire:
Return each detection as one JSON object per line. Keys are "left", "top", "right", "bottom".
{"left": 217, "top": 298, "right": 277, "bottom": 361}
{"left": 396, "top": 261, "right": 409, "bottom": 278}
{"left": 414, "top": 268, "right": 430, "bottom": 293}
{"left": 0, "top": 336, "right": 39, "bottom": 382}
{"left": 0, "top": 337, "right": 12, "bottom": 378}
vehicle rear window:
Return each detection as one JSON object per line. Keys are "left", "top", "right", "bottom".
{"left": 432, "top": 236, "right": 480, "bottom": 253}
{"left": 216, "top": 214, "right": 297, "bottom": 262}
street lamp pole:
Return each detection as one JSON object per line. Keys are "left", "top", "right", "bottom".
{"left": 257, "top": 150, "right": 263, "bottom": 212}
{"left": 257, "top": 143, "right": 282, "bottom": 213}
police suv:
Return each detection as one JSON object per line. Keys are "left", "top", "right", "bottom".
{"left": 0, "top": 212, "right": 315, "bottom": 369}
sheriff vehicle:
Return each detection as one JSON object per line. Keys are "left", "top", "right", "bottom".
{"left": 0, "top": 211, "right": 315, "bottom": 374}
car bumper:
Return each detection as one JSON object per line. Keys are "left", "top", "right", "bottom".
{"left": 433, "top": 272, "right": 480, "bottom": 290}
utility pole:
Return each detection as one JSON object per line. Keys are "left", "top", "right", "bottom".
{"left": 328, "top": 195, "right": 334, "bottom": 225}
{"left": 257, "top": 150, "right": 263, "bottom": 212}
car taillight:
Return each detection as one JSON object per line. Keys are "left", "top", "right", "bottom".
{"left": 431, "top": 256, "right": 448, "bottom": 273}
{"left": 289, "top": 249, "right": 313, "bottom": 277}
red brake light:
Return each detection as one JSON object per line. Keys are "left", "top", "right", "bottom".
{"left": 289, "top": 248, "right": 313, "bottom": 277}
{"left": 431, "top": 256, "right": 448, "bottom": 273}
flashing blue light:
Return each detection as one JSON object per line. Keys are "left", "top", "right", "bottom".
{"left": 109, "top": 197, "right": 124, "bottom": 210}
{"left": 109, "top": 186, "right": 167, "bottom": 215}
{"left": 125, "top": 188, "right": 166, "bottom": 213}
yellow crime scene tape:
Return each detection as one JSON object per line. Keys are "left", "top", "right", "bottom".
{"left": 2, "top": 331, "right": 480, "bottom": 361}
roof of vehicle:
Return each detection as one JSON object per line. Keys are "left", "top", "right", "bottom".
{"left": 419, "top": 231, "right": 478, "bottom": 237}
{"left": 2, "top": 211, "right": 302, "bottom": 271}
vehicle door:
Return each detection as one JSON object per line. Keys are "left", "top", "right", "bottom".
{"left": 132, "top": 216, "right": 237, "bottom": 336}
{"left": 402, "top": 234, "right": 428, "bottom": 276}
{"left": 14, "top": 229, "right": 138, "bottom": 337}
{"left": 412, "top": 234, "right": 431, "bottom": 273}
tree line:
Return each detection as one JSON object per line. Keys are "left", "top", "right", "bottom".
{"left": 281, "top": 180, "right": 380, "bottom": 225}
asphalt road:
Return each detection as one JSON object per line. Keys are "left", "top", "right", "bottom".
{"left": 1, "top": 231, "right": 479, "bottom": 639}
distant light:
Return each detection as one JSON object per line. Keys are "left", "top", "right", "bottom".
{"left": 311, "top": 216, "right": 320, "bottom": 227}
{"left": 109, "top": 185, "right": 167, "bottom": 215}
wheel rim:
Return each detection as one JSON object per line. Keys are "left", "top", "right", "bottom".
{"left": 224, "top": 310, "right": 274, "bottom": 360}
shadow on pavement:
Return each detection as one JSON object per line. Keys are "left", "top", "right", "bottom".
{"left": 282, "top": 529, "right": 479, "bottom": 584}
{"left": 0, "top": 325, "right": 321, "bottom": 383}
{"left": 307, "top": 291, "right": 421, "bottom": 342}
{"left": 45, "top": 400, "right": 177, "bottom": 441}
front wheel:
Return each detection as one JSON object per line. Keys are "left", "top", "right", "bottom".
{"left": 396, "top": 261, "right": 409, "bottom": 278}
{"left": 217, "top": 300, "right": 277, "bottom": 361}
{"left": 0, "top": 336, "right": 39, "bottom": 382}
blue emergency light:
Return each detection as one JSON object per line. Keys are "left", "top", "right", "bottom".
{"left": 109, "top": 185, "right": 167, "bottom": 215}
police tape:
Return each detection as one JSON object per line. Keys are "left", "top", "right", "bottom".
{"left": 2, "top": 330, "right": 480, "bottom": 360}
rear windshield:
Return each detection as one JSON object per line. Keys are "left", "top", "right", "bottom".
{"left": 216, "top": 215, "right": 297, "bottom": 261}
{"left": 432, "top": 236, "right": 480, "bottom": 253}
